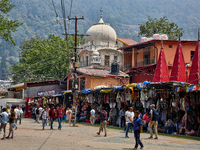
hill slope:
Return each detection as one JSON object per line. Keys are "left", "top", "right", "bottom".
{"left": 1, "top": 0, "right": 200, "bottom": 79}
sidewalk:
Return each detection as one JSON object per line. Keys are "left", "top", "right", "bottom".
{"left": 0, "top": 118, "right": 200, "bottom": 150}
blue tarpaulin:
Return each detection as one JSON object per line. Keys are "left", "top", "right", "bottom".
{"left": 111, "top": 86, "right": 124, "bottom": 90}
{"left": 136, "top": 81, "right": 151, "bottom": 89}
{"left": 81, "top": 89, "right": 92, "bottom": 94}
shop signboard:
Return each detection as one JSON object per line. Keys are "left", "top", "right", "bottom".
{"left": 37, "top": 90, "right": 55, "bottom": 97}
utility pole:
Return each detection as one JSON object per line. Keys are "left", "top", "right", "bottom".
{"left": 68, "top": 16, "right": 84, "bottom": 127}
{"left": 68, "top": 16, "right": 84, "bottom": 72}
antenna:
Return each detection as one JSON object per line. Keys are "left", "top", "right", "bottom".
{"left": 198, "top": 28, "right": 200, "bottom": 41}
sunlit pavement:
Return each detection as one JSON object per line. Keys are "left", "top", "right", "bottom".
{"left": 0, "top": 118, "right": 200, "bottom": 150}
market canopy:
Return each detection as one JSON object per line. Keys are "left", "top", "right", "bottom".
{"left": 153, "top": 44, "right": 169, "bottom": 82}
{"left": 125, "top": 83, "right": 137, "bottom": 90}
{"left": 81, "top": 89, "right": 92, "bottom": 94}
{"left": 170, "top": 42, "right": 187, "bottom": 82}
{"left": 188, "top": 41, "right": 200, "bottom": 84}
{"left": 136, "top": 81, "right": 151, "bottom": 89}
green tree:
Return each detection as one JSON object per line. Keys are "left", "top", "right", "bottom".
{"left": 10, "top": 34, "right": 84, "bottom": 84}
{"left": 138, "top": 16, "right": 183, "bottom": 40}
{"left": 0, "top": 0, "right": 22, "bottom": 45}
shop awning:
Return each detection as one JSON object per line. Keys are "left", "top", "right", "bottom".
{"left": 62, "top": 90, "right": 72, "bottom": 95}
{"left": 81, "top": 89, "right": 92, "bottom": 94}
{"left": 111, "top": 86, "right": 124, "bottom": 90}
{"left": 100, "top": 89, "right": 113, "bottom": 93}
{"left": 125, "top": 83, "right": 137, "bottom": 90}
{"left": 136, "top": 81, "right": 151, "bottom": 89}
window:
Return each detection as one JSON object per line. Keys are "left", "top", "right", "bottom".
{"left": 191, "top": 51, "right": 195, "bottom": 60}
{"left": 86, "top": 56, "right": 88, "bottom": 66}
{"left": 80, "top": 77, "right": 85, "bottom": 90}
{"left": 105, "top": 55, "right": 110, "bottom": 66}
{"left": 169, "top": 45, "right": 172, "bottom": 48}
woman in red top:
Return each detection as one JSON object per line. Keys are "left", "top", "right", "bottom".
{"left": 49, "top": 106, "right": 56, "bottom": 130}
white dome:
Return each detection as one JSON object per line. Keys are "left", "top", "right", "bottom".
{"left": 91, "top": 50, "right": 99, "bottom": 56}
{"left": 85, "top": 18, "right": 117, "bottom": 44}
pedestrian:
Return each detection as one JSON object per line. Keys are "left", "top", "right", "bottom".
{"left": 119, "top": 108, "right": 125, "bottom": 128}
{"left": 125, "top": 107, "right": 134, "bottom": 138}
{"left": 143, "top": 112, "right": 150, "bottom": 132}
{"left": 22, "top": 105, "right": 25, "bottom": 118}
{"left": 149, "top": 104, "right": 158, "bottom": 139}
{"left": 14, "top": 106, "right": 20, "bottom": 130}
{"left": 66, "top": 108, "right": 72, "bottom": 126}
{"left": 35, "top": 106, "right": 40, "bottom": 123}
{"left": 0, "top": 106, "right": 3, "bottom": 113}
{"left": 97, "top": 107, "right": 107, "bottom": 137}
{"left": 40, "top": 107, "right": 48, "bottom": 130}
{"left": 6, "top": 105, "right": 10, "bottom": 115}
{"left": 6, "top": 106, "right": 15, "bottom": 139}
{"left": 49, "top": 106, "right": 56, "bottom": 130}
{"left": 46, "top": 105, "right": 50, "bottom": 126}
{"left": 133, "top": 110, "right": 144, "bottom": 150}
{"left": 56, "top": 105, "right": 65, "bottom": 130}
{"left": 90, "top": 108, "right": 95, "bottom": 125}
{"left": 0, "top": 108, "right": 8, "bottom": 140}
{"left": 19, "top": 106, "right": 23, "bottom": 124}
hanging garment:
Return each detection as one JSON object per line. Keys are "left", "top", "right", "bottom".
{"left": 109, "top": 102, "right": 116, "bottom": 108}
{"left": 116, "top": 91, "right": 121, "bottom": 102}
{"left": 125, "top": 90, "right": 131, "bottom": 101}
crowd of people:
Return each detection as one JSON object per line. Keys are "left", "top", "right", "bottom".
{"left": 94, "top": 104, "right": 160, "bottom": 149}
{"left": 0, "top": 105, "right": 24, "bottom": 140}
{"left": 0, "top": 102, "right": 160, "bottom": 149}
{"left": 32, "top": 104, "right": 74, "bottom": 130}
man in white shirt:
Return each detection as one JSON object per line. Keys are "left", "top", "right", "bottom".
{"left": 125, "top": 107, "right": 134, "bottom": 138}
{"left": 90, "top": 108, "right": 95, "bottom": 125}
{"left": 14, "top": 106, "right": 20, "bottom": 130}
{"left": 40, "top": 107, "right": 48, "bottom": 130}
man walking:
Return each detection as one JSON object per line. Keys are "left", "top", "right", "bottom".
{"left": 0, "top": 108, "right": 8, "bottom": 140}
{"left": 149, "top": 104, "right": 158, "bottom": 139}
{"left": 49, "top": 106, "right": 56, "bottom": 130}
{"left": 14, "top": 106, "right": 20, "bottom": 130}
{"left": 119, "top": 108, "right": 125, "bottom": 128}
{"left": 57, "top": 105, "right": 65, "bottom": 130}
{"left": 19, "top": 106, "right": 23, "bottom": 124}
{"left": 133, "top": 110, "right": 144, "bottom": 150}
{"left": 125, "top": 107, "right": 134, "bottom": 138}
{"left": 46, "top": 105, "right": 50, "bottom": 126}
{"left": 97, "top": 107, "right": 107, "bottom": 137}
{"left": 90, "top": 108, "right": 95, "bottom": 125}
{"left": 35, "top": 106, "right": 40, "bottom": 123}
{"left": 40, "top": 107, "right": 48, "bottom": 130}
{"left": 6, "top": 106, "right": 15, "bottom": 139}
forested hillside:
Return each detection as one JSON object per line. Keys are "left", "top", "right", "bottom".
{"left": 1, "top": 0, "right": 200, "bottom": 80}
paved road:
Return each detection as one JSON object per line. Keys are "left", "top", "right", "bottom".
{"left": 0, "top": 119, "right": 200, "bottom": 150}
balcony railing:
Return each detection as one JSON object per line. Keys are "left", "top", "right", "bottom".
{"left": 136, "top": 58, "right": 155, "bottom": 67}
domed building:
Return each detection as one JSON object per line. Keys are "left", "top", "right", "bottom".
{"left": 79, "top": 8, "right": 137, "bottom": 68}
{"left": 64, "top": 8, "right": 137, "bottom": 91}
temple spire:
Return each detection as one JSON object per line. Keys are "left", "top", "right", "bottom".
{"left": 100, "top": 6, "right": 103, "bottom": 18}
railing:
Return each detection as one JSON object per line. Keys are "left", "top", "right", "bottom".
{"left": 136, "top": 58, "right": 155, "bottom": 66}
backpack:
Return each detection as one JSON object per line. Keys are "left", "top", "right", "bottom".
{"left": 152, "top": 108, "right": 159, "bottom": 121}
